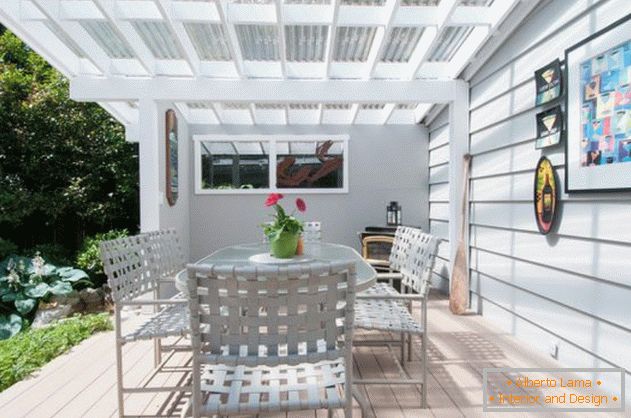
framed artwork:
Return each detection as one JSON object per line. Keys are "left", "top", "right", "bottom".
{"left": 535, "top": 105, "right": 563, "bottom": 149}
{"left": 535, "top": 59, "right": 562, "bottom": 106}
{"left": 165, "top": 109, "right": 178, "bottom": 206}
{"left": 565, "top": 15, "right": 631, "bottom": 192}
{"left": 533, "top": 157, "right": 559, "bottom": 235}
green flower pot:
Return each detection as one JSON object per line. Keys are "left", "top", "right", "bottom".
{"left": 270, "top": 232, "right": 300, "bottom": 258}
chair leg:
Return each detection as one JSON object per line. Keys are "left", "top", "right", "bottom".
{"left": 115, "top": 339, "right": 125, "bottom": 418}
{"left": 154, "top": 337, "right": 162, "bottom": 368}
{"left": 408, "top": 333, "right": 413, "bottom": 362}
{"left": 421, "top": 331, "right": 428, "bottom": 408}
{"left": 400, "top": 332, "right": 406, "bottom": 365}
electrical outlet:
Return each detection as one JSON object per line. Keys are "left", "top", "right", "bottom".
{"left": 549, "top": 341, "right": 559, "bottom": 359}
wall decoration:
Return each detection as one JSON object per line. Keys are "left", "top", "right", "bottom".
{"left": 565, "top": 15, "right": 631, "bottom": 192}
{"left": 533, "top": 156, "right": 559, "bottom": 235}
{"left": 165, "top": 109, "right": 178, "bottom": 206}
{"left": 536, "top": 106, "right": 563, "bottom": 149}
{"left": 535, "top": 59, "right": 562, "bottom": 105}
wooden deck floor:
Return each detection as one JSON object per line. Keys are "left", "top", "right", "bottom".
{"left": 0, "top": 293, "right": 626, "bottom": 417}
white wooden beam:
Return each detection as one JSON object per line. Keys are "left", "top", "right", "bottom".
{"left": 138, "top": 98, "right": 161, "bottom": 232}
{"left": 155, "top": 0, "right": 200, "bottom": 76}
{"left": 93, "top": 0, "right": 155, "bottom": 75}
{"left": 324, "top": 0, "right": 340, "bottom": 78}
{"left": 381, "top": 103, "right": 396, "bottom": 125}
{"left": 70, "top": 78, "right": 459, "bottom": 103}
{"left": 31, "top": 0, "right": 112, "bottom": 75}
{"left": 365, "top": 0, "right": 400, "bottom": 79}
{"left": 275, "top": 0, "right": 287, "bottom": 78}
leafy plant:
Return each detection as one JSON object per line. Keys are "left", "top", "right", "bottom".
{"left": 0, "top": 238, "right": 17, "bottom": 260}
{"left": 261, "top": 194, "right": 306, "bottom": 242}
{"left": 25, "top": 243, "right": 71, "bottom": 266}
{"left": 0, "top": 313, "right": 112, "bottom": 391}
{"left": 0, "top": 254, "right": 90, "bottom": 339}
{"left": 76, "top": 229, "right": 128, "bottom": 287}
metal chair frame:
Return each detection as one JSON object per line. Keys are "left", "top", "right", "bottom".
{"left": 184, "top": 260, "right": 366, "bottom": 418}
{"left": 100, "top": 229, "right": 190, "bottom": 418}
{"left": 354, "top": 227, "right": 439, "bottom": 409}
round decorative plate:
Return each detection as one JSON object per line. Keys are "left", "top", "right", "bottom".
{"left": 249, "top": 253, "right": 313, "bottom": 264}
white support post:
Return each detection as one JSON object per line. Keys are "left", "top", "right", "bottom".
{"left": 138, "top": 99, "right": 161, "bottom": 233}
{"left": 448, "top": 80, "right": 469, "bottom": 294}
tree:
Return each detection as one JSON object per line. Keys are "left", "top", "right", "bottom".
{"left": 0, "top": 30, "right": 139, "bottom": 251}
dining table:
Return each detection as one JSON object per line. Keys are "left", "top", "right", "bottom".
{"left": 175, "top": 241, "right": 377, "bottom": 293}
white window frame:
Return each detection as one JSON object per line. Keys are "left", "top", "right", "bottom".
{"left": 194, "top": 134, "right": 349, "bottom": 195}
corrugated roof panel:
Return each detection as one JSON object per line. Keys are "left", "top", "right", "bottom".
{"left": 235, "top": 25, "right": 279, "bottom": 61}
{"left": 44, "top": 21, "right": 86, "bottom": 58}
{"left": 187, "top": 102, "right": 214, "bottom": 109}
{"left": 380, "top": 27, "right": 424, "bottom": 63}
{"left": 341, "top": 0, "right": 386, "bottom": 5}
{"left": 428, "top": 26, "right": 473, "bottom": 62}
{"left": 80, "top": 21, "right": 135, "bottom": 59}
{"left": 360, "top": 103, "right": 386, "bottom": 109}
{"left": 285, "top": 0, "right": 330, "bottom": 3}
{"left": 396, "top": 103, "right": 417, "bottom": 109}
{"left": 184, "top": 23, "right": 231, "bottom": 61}
{"left": 285, "top": 25, "right": 328, "bottom": 62}
{"left": 289, "top": 103, "right": 319, "bottom": 109}
{"left": 132, "top": 21, "right": 183, "bottom": 60}
{"left": 324, "top": 103, "right": 352, "bottom": 110}
{"left": 255, "top": 103, "right": 286, "bottom": 109}
{"left": 401, "top": 0, "right": 440, "bottom": 5}
{"left": 460, "top": 0, "right": 494, "bottom": 5}
{"left": 333, "top": 26, "right": 377, "bottom": 62}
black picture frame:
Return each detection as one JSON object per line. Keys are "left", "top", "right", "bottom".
{"left": 564, "top": 14, "right": 631, "bottom": 193}
{"left": 535, "top": 105, "right": 564, "bottom": 149}
{"left": 535, "top": 59, "right": 563, "bottom": 106}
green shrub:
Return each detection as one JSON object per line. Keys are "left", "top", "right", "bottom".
{"left": 0, "top": 239, "right": 17, "bottom": 260}
{"left": 0, "top": 254, "right": 90, "bottom": 339}
{"left": 77, "top": 229, "right": 128, "bottom": 287}
{"left": 0, "top": 313, "right": 112, "bottom": 392}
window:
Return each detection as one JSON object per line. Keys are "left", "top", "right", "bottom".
{"left": 194, "top": 135, "right": 348, "bottom": 194}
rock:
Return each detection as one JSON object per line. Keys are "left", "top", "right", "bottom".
{"left": 31, "top": 303, "right": 73, "bottom": 328}
{"left": 77, "top": 287, "right": 106, "bottom": 313}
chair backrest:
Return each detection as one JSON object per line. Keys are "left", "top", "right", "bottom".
{"left": 361, "top": 235, "right": 394, "bottom": 260}
{"left": 400, "top": 232, "right": 439, "bottom": 296}
{"left": 186, "top": 260, "right": 356, "bottom": 367}
{"left": 100, "top": 229, "right": 185, "bottom": 303}
{"left": 302, "top": 221, "right": 322, "bottom": 242}
{"left": 388, "top": 226, "right": 423, "bottom": 271}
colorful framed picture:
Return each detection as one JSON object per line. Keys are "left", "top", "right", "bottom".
{"left": 165, "top": 109, "right": 178, "bottom": 206}
{"left": 535, "top": 106, "right": 563, "bottom": 149}
{"left": 535, "top": 59, "right": 562, "bottom": 106}
{"left": 533, "top": 157, "right": 559, "bottom": 235}
{"left": 565, "top": 15, "right": 631, "bottom": 192}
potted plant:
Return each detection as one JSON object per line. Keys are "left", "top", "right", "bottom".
{"left": 262, "top": 193, "right": 307, "bottom": 258}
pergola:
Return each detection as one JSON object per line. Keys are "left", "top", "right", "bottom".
{"left": 0, "top": 0, "right": 541, "bottom": 250}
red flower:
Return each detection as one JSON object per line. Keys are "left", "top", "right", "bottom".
{"left": 264, "top": 193, "right": 284, "bottom": 207}
{"left": 296, "top": 198, "right": 306, "bottom": 212}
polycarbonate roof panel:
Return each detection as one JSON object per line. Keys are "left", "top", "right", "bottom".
{"left": 184, "top": 23, "right": 231, "bottom": 61}
{"left": 285, "top": 25, "right": 328, "bottom": 62}
{"left": 324, "top": 103, "right": 352, "bottom": 109}
{"left": 132, "top": 21, "right": 183, "bottom": 60}
{"left": 342, "top": 0, "right": 386, "bottom": 5}
{"left": 360, "top": 103, "right": 386, "bottom": 109}
{"left": 222, "top": 102, "right": 250, "bottom": 109}
{"left": 187, "top": 102, "right": 214, "bottom": 109}
{"left": 80, "top": 21, "right": 135, "bottom": 59}
{"left": 235, "top": 25, "right": 280, "bottom": 61}
{"left": 289, "top": 103, "right": 319, "bottom": 109}
{"left": 428, "top": 26, "right": 473, "bottom": 62}
{"left": 44, "top": 21, "right": 85, "bottom": 58}
{"left": 255, "top": 103, "right": 286, "bottom": 109}
{"left": 460, "top": 0, "right": 494, "bottom": 5}
{"left": 396, "top": 103, "right": 417, "bottom": 109}
{"left": 285, "top": 0, "right": 330, "bottom": 3}
{"left": 333, "top": 26, "right": 377, "bottom": 62}
{"left": 401, "top": 0, "right": 439, "bottom": 6}
{"left": 380, "top": 27, "right": 424, "bottom": 63}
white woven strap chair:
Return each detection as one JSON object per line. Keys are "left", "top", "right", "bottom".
{"left": 184, "top": 260, "right": 364, "bottom": 418}
{"left": 303, "top": 221, "right": 322, "bottom": 242}
{"left": 354, "top": 228, "right": 439, "bottom": 409}
{"left": 100, "top": 229, "right": 189, "bottom": 418}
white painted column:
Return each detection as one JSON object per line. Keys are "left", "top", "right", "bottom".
{"left": 448, "top": 80, "right": 470, "bottom": 286}
{"left": 138, "top": 99, "right": 161, "bottom": 232}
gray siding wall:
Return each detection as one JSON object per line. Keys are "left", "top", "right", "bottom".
{"left": 428, "top": 108, "right": 451, "bottom": 293}
{"left": 187, "top": 124, "right": 429, "bottom": 261}
{"left": 468, "top": 0, "right": 631, "bottom": 390}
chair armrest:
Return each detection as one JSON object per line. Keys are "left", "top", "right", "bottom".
{"left": 365, "top": 258, "right": 390, "bottom": 267}
{"left": 356, "top": 293, "right": 425, "bottom": 301}
{"left": 376, "top": 272, "right": 403, "bottom": 280}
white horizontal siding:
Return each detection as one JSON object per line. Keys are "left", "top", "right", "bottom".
{"left": 428, "top": 108, "right": 451, "bottom": 292}
{"left": 468, "top": 0, "right": 631, "bottom": 390}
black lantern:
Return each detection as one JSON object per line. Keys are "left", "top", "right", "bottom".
{"left": 386, "top": 201, "right": 402, "bottom": 226}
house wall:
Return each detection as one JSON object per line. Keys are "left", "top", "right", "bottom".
{"left": 468, "top": 0, "right": 631, "bottom": 389}
{"left": 187, "top": 124, "right": 429, "bottom": 261}
{"left": 427, "top": 108, "right": 451, "bottom": 293}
